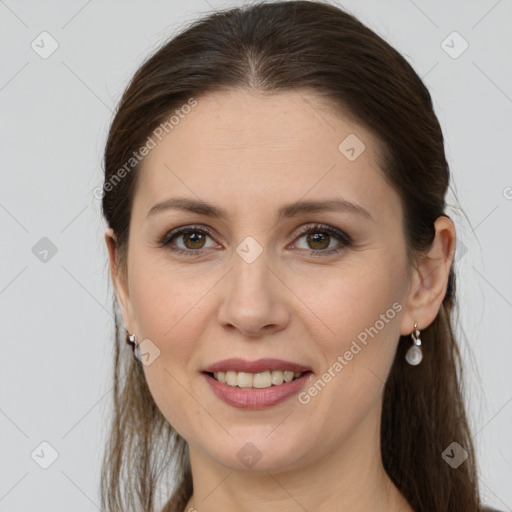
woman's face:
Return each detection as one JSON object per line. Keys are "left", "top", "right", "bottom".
{"left": 111, "top": 89, "right": 417, "bottom": 473}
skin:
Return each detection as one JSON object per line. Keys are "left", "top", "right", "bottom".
{"left": 105, "top": 88, "right": 456, "bottom": 512}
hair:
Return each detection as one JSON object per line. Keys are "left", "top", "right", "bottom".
{"left": 100, "top": 1, "right": 483, "bottom": 511}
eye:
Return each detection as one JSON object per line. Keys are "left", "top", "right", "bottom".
{"left": 159, "top": 223, "right": 352, "bottom": 257}
{"left": 159, "top": 225, "right": 218, "bottom": 256}
{"left": 291, "top": 223, "right": 352, "bottom": 256}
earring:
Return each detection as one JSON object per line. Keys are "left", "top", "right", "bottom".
{"left": 127, "top": 332, "right": 139, "bottom": 359}
{"left": 405, "top": 322, "right": 423, "bottom": 365}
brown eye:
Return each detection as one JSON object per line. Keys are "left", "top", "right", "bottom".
{"left": 292, "top": 223, "right": 352, "bottom": 255}
{"left": 160, "top": 225, "right": 218, "bottom": 255}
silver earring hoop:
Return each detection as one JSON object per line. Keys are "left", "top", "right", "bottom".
{"left": 406, "top": 322, "right": 423, "bottom": 366}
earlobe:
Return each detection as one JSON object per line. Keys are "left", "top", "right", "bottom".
{"left": 399, "top": 216, "right": 456, "bottom": 336}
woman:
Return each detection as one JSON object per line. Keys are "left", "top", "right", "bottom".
{"left": 100, "top": 1, "right": 501, "bottom": 511}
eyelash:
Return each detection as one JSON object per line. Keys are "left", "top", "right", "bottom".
{"left": 158, "top": 223, "right": 352, "bottom": 257}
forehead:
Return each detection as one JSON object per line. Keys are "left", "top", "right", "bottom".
{"left": 134, "top": 89, "right": 400, "bottom": 225}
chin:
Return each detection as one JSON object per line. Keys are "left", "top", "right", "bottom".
{"left": 201, "top": 432, "right": 312, "bottom": 474}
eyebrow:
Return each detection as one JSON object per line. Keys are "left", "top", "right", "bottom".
{"left": 145, "top": 196, "right": 375, "bottom": 223}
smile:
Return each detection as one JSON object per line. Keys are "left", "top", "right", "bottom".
{"left": 202, "top": 371, "right": 313, "bottom": 409}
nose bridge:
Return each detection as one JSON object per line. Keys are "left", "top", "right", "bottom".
{"left": 227, "top": 210, "right": 274, "bottom": 288}
{"left": 216, "top": 234, "right": 289, "bottom": 335}
{"left": 232, "top": 236, "right": 271, "bottom": 297}
{"left": 230, "top": 236, "right": 275, "bottom": 309}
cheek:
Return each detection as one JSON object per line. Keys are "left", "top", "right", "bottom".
{"left": 127, "top": 260, "right": 214, "bottom": 438}
{"left": 296, "top": 257, "right": 404, "bottom": 341}
{"left": 128, "top": 250, "right": 214, "bottom": 345}
{"left": 295, "top": 265, "right": 404, "bottom": 434}
{"left": 294, "top": 258, "right": 407, "bottom": 418}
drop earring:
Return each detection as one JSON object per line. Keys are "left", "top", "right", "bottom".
{"left": 405, "top": 322, "right": 423, "bottom": 365}
{"left": 127, "top": 332, "right": 139, "bottom": 359}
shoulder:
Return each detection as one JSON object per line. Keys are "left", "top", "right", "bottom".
{"left": 482, "top": 507, "right": 505, "bottom": 512}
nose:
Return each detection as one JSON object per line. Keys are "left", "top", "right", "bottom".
{"left": 216, "top": 248, "right": 290, "bottom": 337}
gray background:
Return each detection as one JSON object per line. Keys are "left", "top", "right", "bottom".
{"left": 1, "top": 0, "right": 511, "bottom": 510}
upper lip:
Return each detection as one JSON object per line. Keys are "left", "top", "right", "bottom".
{"left": 203, "top": 358, "right": 312, "bottom": 374}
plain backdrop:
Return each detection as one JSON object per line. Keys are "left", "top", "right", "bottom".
{"left": 1, "top": 0, "right": 511, "bottom": 510}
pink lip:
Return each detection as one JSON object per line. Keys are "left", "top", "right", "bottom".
{"left": 203, "top": 358, "right": 311, "bottom": 374}
{"left": 203, "top": 371, "right": 313, "bottom": 409}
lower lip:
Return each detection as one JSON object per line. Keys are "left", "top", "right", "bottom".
{"left": 203, "top": 371, "right": 313, "bottom": 409}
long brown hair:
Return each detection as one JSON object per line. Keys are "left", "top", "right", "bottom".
{"left": 100, "top": 2, "right": 482, "bottom": 511}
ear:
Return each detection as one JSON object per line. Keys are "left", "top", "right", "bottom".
{"left": 104, "top": 227, "right": 135, "bottom": 332}
{"left": 399, "top": 216, "right": 456, "bottom": 336}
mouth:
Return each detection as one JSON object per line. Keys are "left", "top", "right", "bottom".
{"left": 201, "top": 358, "right": 314, "bottom": 409}
{"left": 202, "top": 370, "right": 313, "bottom": 409}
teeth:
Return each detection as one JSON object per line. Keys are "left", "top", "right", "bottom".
{"left": 212, "top": 370, "right": 304, "bottom": 388}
